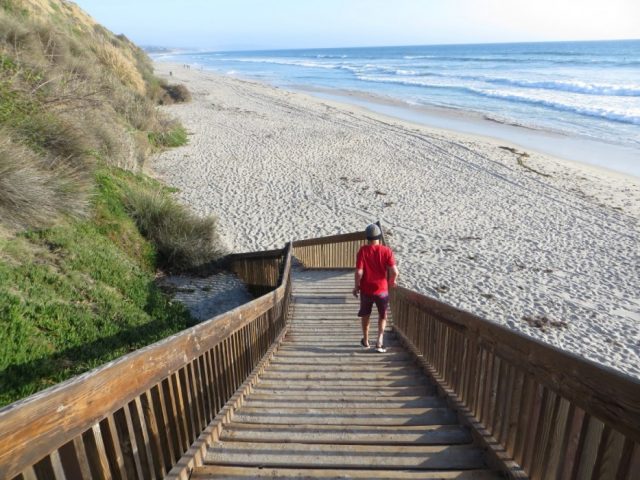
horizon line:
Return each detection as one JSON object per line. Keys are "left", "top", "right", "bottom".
{"left": 145, "top": 37, "right": 640, "bottom": 55}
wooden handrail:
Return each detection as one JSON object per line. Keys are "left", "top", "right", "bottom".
{"left": 396, "top": 286, "right": 640, "bottom": 443}
{"left": 0, "top": 243, "right": 293, "bottom": 480}
{"left": 291, "top": 230, "right": 365, "bottom": 248}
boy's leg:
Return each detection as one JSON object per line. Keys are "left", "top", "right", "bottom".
{"left": 361, "top": 316, "right": 371, "bottom": 346}
{"left": 373, "top": 294, "right": 390, "bottom": 349}
{"left": 376, "top": 315, "right": 387, "bottom": 348}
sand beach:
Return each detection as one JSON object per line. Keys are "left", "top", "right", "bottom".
{"left": 151, "top": 62, "right": 640, "bottom": 378}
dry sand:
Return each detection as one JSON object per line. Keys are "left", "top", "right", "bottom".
{"left": 151, "top": 62, "right": 640, "bottom": 377}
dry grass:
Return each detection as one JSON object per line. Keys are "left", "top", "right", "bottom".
{"left": 125, "top": 188, "right": 226, "bottom": 272}
{"left": 0, "top": 133, "right": 90, "bottom": 228}
{"left": 0, "top": 0, "right": 193, "bottom": 230}
{"left": 95, "top": 42, "right": 146, "bottom": 95}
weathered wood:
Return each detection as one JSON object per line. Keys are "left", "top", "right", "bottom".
{"left": 393, "top": 286, "right": 640, "bottom": 443}
{"left": 233, "top": 406, "right": 458, "bottom": 426}
{"left": 205, "top": 442, "right": 487, "bottom": 470}
{"left": 191, "top": 466, "right": 503, "bottom": 479}
{"left": 220, "top": 423, "right": 471, "bottom": 445}
{"left": 0, "top": 283, "right": 290, "bottom": 479}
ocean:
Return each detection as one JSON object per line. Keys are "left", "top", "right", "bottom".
{"left": 158, "top": 40, "right": 640, "bottom": 175}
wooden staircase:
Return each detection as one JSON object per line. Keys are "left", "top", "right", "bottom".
{"left": 191, "top": 269, "right": 502, "bottom": 479}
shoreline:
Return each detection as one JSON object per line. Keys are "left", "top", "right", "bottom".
{"left": 156, "top": 58, "right": 640, "bottom": 179}
{"left": 290, "top": 84, "right": 640, "bottom": 180}
{"left": 152, "top": 62, "right": 640, "bottom": 378}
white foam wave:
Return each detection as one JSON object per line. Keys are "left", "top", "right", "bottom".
{"left": 485, "top": 78, "right": 640, "bottom": 96}
{"left": 357, "top": 75, "right": 640, "bottom": 125}
{"left": 229, "top": 58, "right": 341, "bottom": 69}
{"left": 470, "top": 88, "right": 640, "bottom": 125}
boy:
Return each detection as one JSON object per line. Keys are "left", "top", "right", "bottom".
{"left": 352, "top": 224, "right": 399, "bottom": 353}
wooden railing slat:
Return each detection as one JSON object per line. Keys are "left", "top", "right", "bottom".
{"left": 71, "top": 436, "right": 93, "bottom": 479}
{"left": 84, "top": 423, "right": 111, "bottom": 480}
{"left": 102, "top": 414, "right": 127, "bottom": 479}
{"left": 131, "top": 397, "right": 156, "bottom": 480}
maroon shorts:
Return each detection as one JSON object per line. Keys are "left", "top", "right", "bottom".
{"left": 358, "top": 293, "right": 389, "bottom": 317}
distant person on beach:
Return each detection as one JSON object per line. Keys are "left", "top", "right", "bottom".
{"left": 352, "top": 224, "right": 399, "bottom": 353}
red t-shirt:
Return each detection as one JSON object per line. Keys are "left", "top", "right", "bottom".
{"left": 356, "top": 244, "right": 396, "bottom": 295}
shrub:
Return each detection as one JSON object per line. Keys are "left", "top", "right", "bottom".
{"left": 94, "top": 42, "right": 146, "bottom": 95}
{"left": 158, "top": 83, "right": 191, "bottom": 105}
{"left": 16, "top": 112, "right": 92, "bottom": 165}
{"left": 148, "top": 123, "right": 188, "bottom": 148}
{"left": 0, "top": 134, "right": 89, "bottom": 228}
{"left": 124, "top": 188, "right": 226, "bottom": 272}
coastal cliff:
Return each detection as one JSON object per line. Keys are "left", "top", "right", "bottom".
{"left": 0, "top": 0, "right": 221, "bottom": 406}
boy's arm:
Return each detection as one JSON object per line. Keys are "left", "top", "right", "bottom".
{"left": 388, "top": 265, "right": 399, "bottom": 288}
{"left": 353, "top": 269, "right": 363, "bottom": 297}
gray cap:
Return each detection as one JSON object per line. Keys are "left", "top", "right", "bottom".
{"left": 365, "top": 223, "right": 382, "bottom": 240}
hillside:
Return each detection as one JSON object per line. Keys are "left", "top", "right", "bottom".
{"left": 0, "top": 0, "right": 223, "bottom": 406}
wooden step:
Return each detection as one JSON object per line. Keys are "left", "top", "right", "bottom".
{"left": 267, "top": 364, "right": 423, "bottom": 373}
{"left": 191, "top": 466, "right": 502, "bottom": 479}
{"left": 204, "top": 442, "right": 487, "bottom": 470}
{"left": 260, "top": 371, "right": 425, "bottom": 381}
{"left": 220, "top": 423, "right": 471, "bottom": 445}
{"left": 252, "top": 384, "right": 435, "bottom": 395}
{"left": 243, "top": 395, "right": 445, "bottom": 409}
{"left": 270, "top": 356, "right": 412, "bottom": 364}
{"left": 232, "top": 406, "right": 458, "bottom": 425}
{"left": 256, "top": 379, "right": 426, "bottom": 389}
{"left": 276, "top": 347, "right": 405, "bottom": 354}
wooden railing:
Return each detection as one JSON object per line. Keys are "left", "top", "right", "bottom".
{"left": 292, "top": 230, "right": 368, "bottom": 268}
{"left": 290, "top": 226, "right": 640, "bottom": 479}
{"left": 0, "top": 243, "right": 292, "bottom": 480}
{"left": 227, "top": 248, "right": 284, "bottom": 297}
{"left": 391, "top": 289, "right": 640, "bottom": 479}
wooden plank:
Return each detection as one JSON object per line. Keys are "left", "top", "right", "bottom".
{"left": 531, "top": 390, "right": 560, "bottom": 479}
{"left": 292, "top": 231, "right": 365, "bottom": 248}
{"left": 141, "top": 389, "right": 168, "bottom": 477}
{"left": 574, "top": 416, "right": 604, "bottom": 479}
{"left": 121, "top": 401, "right": 146, "bottom": 480}
{"left": 220, "top": 423, "right": 471, "bottom": 445}
{"left": 543, "top": 397, "right": 570, "bottom": 479}
{"left": 169, "top": 373, "right": 190, "bottom": 455}
{"left": 49, "top": 450, "right": 67, "bottom": 480}
{"left": 591, "top": 427, "right": 624, "bottom": 480}
{"left": 131, "top": 397, "right": 156, "bottom": 480}
{"left": 242, "top": 396, "right": 445, "bottom": 409}
{"left": 111, "top": 409, "right": 137, "bottom": 479}
{"left": 101, "top": 414, "right": 127, "bottom": 480}
{"left": 32, "top": 456, "right": 55, "bottom": 480}
{"left": 205, "top": 442, "right": 486, "bottom": 470}
{"left": 58, "top": 440, "right": 85, "bottom": 480}
{"left": 558, "top": 406, "right": 587, "bottom": 479}
{"left": 232, "top": 406, "right": 458, "bottom": 425}
{"left": 191, "top": 465, "right": 503, "bottom": 479}
{"left": 153, "top": 381, "right": 178, "bottom": 465}
{"left": 260, "top": 371, "right": 426, "bottom": 381}
{"left": 83, "top": 423, "right": 111, "bottom": 480}
{"left": 616, "top": 439, "right": 639, "bottom": 479}
{"left": 71, "top": 436, "right": 93, "bottom": 479}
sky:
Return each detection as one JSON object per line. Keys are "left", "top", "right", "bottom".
{"left": 74, "top": 0, "right": 640, "bottom": 51}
